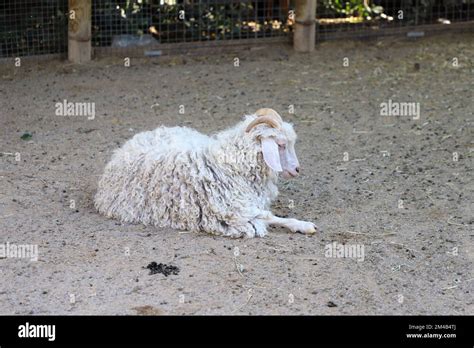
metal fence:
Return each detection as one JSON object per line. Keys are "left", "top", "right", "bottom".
{"left": 0, "top": 0, "right": 472, "bottom": 59}
{"left": 0, "top": 0, "right": 68, "bottom": 58}
{"left": 91, "top": 0, "right": 293, "bottom": 56}
{"left": 93, "top": 0, "right": 292, "bottom": 44}
{"left": 316, "top": 0, "right": 473, "bottom": 40}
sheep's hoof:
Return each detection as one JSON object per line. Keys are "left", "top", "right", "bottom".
{"left": 292, "top": 221, "right": 318, "bottom": 235}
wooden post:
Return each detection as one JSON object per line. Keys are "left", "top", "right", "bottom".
{"left": 294, "top": 0, "right": 316, "bottom": 52}
{"left": 68, "top": 0, "right": 91, "bottom": 63}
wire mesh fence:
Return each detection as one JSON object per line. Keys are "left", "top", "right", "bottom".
{"left": 0, "top": 0, "right": 472, "bottom": 59}
{"left": 92, "top": 0, "right": 293, "bottom": 55}
{"left": 316, "top": 0, "right": 474, "bottom": 41}
{"left": 0, "top": 0, "right": 68, "bottom": 58}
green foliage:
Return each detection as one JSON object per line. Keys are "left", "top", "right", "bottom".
{"left": 20, "top": 132, "right": 32, "bottom": 140}
{"left": 319, "top": 0, "right": 385, "bottom": 19}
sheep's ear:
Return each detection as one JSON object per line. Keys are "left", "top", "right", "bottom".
{"left": 261, "top": 137, "right": 282, "bottom": 172}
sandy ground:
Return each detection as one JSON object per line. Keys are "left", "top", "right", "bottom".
{"left": 0, "top": 33, "right": 473, "bottom": 315}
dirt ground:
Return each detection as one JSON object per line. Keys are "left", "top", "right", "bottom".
{"left": 0, "top": 32, "right": 472, "bottom": 315}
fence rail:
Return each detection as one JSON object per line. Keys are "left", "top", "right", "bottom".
{"left": 0, "top": 0, "right": 473, "bottom": 59}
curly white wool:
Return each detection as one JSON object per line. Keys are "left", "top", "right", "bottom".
{"left": 94, "top": 114, "right": 284, "bottom": 237}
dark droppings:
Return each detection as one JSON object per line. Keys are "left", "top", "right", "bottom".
{"left": 145, "top": 262, "right": 180, "bottom": 276}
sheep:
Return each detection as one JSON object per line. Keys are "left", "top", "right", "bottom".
{"left": 94, "top": 108, "right": 317, "bottom": 238}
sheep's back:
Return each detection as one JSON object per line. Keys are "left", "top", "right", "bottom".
{"left": 95, "top": 126, "right": 217, "bottom": 229}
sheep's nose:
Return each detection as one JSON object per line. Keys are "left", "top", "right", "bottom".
{"left": 295, "top": 167, "right": 300, "bottom": 173}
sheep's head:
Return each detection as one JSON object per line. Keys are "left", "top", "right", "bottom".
{"left": 246, "top": 108, "right": 300, "bottom": 179}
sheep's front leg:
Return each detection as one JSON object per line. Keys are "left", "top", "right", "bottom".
{"left": 257, "top": 211, "right": 317, "bottom": 234}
